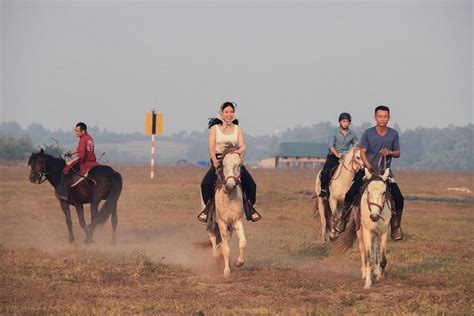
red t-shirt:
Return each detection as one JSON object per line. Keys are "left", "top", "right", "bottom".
{"left": 63, "top": 133, "right": 98, "bottom": 175}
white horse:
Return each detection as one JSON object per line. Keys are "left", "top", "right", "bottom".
{"left": 335, "top": 168, "right": 392, "bottom": 289}
{"left": 196, "top": 145, "right": 247, "bottom": 277}
{"left": 314, "top": 146, "right": 363, "bottom": 242}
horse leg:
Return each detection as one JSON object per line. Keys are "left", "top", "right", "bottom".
{"left": 85, "top": 199, "right": 100, "bottom": 243}
{"left": 60, "top": 201, "right": 74, "bottom": 243}
{"left": 378, "top": 232, "right": 388, "bottom": 279}
{"left": 362, "top": 229, "right": 373, "bottom": 289}
{"left": 75, "top": 204, "right": 88, "bottom": 237}
{"left": 328, "top": 197, "right": 339, "bottom": 241}
{"left": 209, "top": 233, "right": 219, "bottom": 258}
{"left": 372, "top": 236, "right": 381, "bottom": 281}
{"left": 111, "top": 202, "right": 118, "bottom": 245}
{"left": 317, "top": 197, "right": 327, "bottom": 242}
{"left": 218, "top": 222, "right": 231, "bottom": 277}
{"left": 233, "top": 220, "right": 246, "bottom": 268}
{"left": 356, "top": 228, "right": 366, "bottom": 279}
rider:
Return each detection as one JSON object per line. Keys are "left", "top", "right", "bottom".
{"left": 55, "top": 122, "right": 98, "bottom": 200}
{"left": 333, "top": 105, "right": 405, "bottom": 241}
{"left": 197, "top": 102, "right": 261, "bottom": 223}
{"left": 319, "top": 112, "right": 358, "bottom": 200}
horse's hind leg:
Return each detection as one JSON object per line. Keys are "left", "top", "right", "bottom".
{"left": 357, "top": 228, "right": 366, "bottom": 279}
{"left": 233, "top": 220, "right": 246, "bottom": 268}
{"left": 317, "top": 198, "right": 327, "bottom": 242}
{"left": 60, "top": 201, "right": 74, "bottom": 243}
{"left": 85, "top": 200, "right": 100, "bottom": 243}
{"left": 209, "top": 233, "right": 219, "bottom": 258}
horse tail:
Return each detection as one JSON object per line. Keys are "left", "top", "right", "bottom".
{"left": 332, "top": 215, "right": 357, "bottom": 254}
{"left": 89, "top": 171, "right": 123, "bottom": 229}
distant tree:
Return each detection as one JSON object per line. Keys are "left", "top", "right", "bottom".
{"left": 0, "top": 134, "right": 35, "bottom": 160}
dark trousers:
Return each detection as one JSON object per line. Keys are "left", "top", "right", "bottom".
{"left": 344, "top": 170, "right": 404, "bottom": 213}
{"left": 201, "top": 165, "right": 256, "bottom": 205}
{"left": 320, "top": 153, "right": 340, "bottom": 191}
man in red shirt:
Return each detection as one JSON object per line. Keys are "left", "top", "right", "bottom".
{"left": 56, "top": 122, "right": 98, "bottom": 200}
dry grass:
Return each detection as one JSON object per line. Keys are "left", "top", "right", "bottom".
{"left": 1, "top": 162, "right": 473, "bottom": 314}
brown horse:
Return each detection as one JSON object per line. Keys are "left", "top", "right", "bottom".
{"left": 28, "top": 149, "right": 122, "bottom": 244}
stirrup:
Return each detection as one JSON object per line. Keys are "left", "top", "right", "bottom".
{"left": 251, "top": 210, "right": 261, "bottom": 222}
{"left": 197, "top": 211, "right": 208, "bottom": 223}
{"left": 391, "top": 227, "right": 404, "bottom": 241}
{"left": 333, "top": 218, "right": 347, "bottom": 233}
{"left": 318, "top": 189, "right": 328, "bottom": 200}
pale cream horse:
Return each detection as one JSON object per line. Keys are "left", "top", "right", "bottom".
{"left": 196, "top": 145, "right": 247, "bottom": 277}
{"left": 335, "top": 168, "right": 392, "bottom": 289}
{"left": 314, "top": 146, "right": 363, "bottom": 242}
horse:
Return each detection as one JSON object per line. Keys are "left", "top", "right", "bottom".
{"left": 314, "top": 146, "right": 363, "bottom": 242}
{"left": 28, "top": 149, "right": 123, "bottom": 244}
{"left": 195, "top": 145, "right": 247, "bottom": 277}
{"left": 335, "top": 168, "right": 392, "bottom": 289}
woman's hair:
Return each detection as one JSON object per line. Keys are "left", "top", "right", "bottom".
{"left": 220, "top": 101, "right": 236, "bottom": 112}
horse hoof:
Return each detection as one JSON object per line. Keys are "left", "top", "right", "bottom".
{"left": 364, "top": 284, "right": 371, "bottom": 290}
{"left": 69, "top": 238, "right": 75, "bottom": 243}
{"left": 111, "top": 240, "right": 117, "bottom": 246}
{"left": 329, "top": 233, "right": 339, "bottom": 242}
{"left": 84, "top": 238, "right": 94, "bottom": 244}
{"left": 223, "top": 270, "right": 231, "bottom": 278}
{"left": 234, "top": 259, "right": 244, "bottom": 268}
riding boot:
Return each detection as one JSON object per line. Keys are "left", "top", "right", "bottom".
{"left": 244, "top": 199, "right": 261, "bottom": 222}
{"left": 55, "top": 173, "right": 69, "bottom": 201}
{"left": 334, "top": 202, "right": 352, "bottom": 233}
{"left": 390, "top": 211, "right": 404, "bottom": 241}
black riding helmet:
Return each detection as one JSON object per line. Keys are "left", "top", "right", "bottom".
{"left": 338, "top": 112, "right": 352, "bottom": 122}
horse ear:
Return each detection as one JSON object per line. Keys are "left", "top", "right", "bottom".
{"left": 364, "top": 167, "right": 372, "bottom": 180}
{"left": 40, "top": 148, "right": 44, "bottom": 155}
{"left": 382, "top": 168, "right": 390, "bottom": 181}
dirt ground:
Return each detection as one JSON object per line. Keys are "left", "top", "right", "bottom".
{"left": 1, "top": 161, "right": 473, "bottom": 314}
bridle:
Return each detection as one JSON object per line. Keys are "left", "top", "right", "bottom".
{"left": 31, "top": 156, "right": 60, "bottom": 185}
{"left": 366, "top": 179, "right": 388, "bottom": 221}
{"left": 343, "top": 149, "right": 364, "bottom": 173}
{"left": 219, "top": 151, "right": 242, "bottom": 189}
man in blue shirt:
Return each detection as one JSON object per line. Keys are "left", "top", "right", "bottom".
{"left": 319, "top": 112, "right": 358, "bottom": 200}
{"left": 334, "top": 105, "right": 405, "bottom": 241}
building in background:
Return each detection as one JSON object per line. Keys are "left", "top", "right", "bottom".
{"left": 258, "top": 142, "right": 327, "bottom": 169}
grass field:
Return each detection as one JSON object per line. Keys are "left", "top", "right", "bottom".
{"left": 1, "top": 162, "right": 473, "bottom": 314}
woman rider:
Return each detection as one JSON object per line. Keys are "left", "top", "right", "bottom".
{"left": 197, "top": 101, "right": 261, "bottom": 223}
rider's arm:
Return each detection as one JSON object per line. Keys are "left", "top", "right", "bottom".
{"left": 360, "top": 147, "right": 373, "bottom": 171}
{"left": 208, "top": 126, "right": 219, "bottom": 167}
{"left": 329, "top": 146, "right": 342, "bottom": 158}
{"left": 237, "top": 126, "right": 245, "bottom": 161}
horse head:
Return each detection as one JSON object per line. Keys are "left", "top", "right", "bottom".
{"left": 364, "top": 168, "right": 390, "bottom": 222}
{"left": 218, "top": 144, "right": 242, "bottom": 193}
{"left": 343, "top": 146, "right": 364, "bottom": 173}
{"left": 28, "top": 149, "right": 47, "bottom": 184}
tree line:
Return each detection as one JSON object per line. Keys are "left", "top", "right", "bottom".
{"left": 1, "top": 121, "right": 472, "bottom": 170}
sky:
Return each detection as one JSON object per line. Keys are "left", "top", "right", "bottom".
{"left": 1, "top": 0, "right": 472, "bottom": 136}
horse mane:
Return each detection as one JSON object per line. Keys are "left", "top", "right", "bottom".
{"left": 28, "top": 151, "right": 65, "bottom": 168}
{"left": 215, "top": 143, "right": 240, "bottom": 188}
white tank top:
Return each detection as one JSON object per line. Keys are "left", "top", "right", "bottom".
{"left": 215, "top": 125, "right": 239, "bottom": 154}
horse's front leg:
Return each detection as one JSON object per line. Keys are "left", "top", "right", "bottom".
{"left": 328, "top": 197, "right": 339, "bottom": 241}
{"left": 362, "top": 229, "right": 373, "bottom": 289}
{"left": 209, "top": 233, "right": 219, "bottom": 258}
{"left": 218, "top": 222, "right": 231, "bottom": 277}
{"left": 75, "top": 204, "right": 88, "bottom": 236}
{"left": 60, "top": 201, "right": 74, "bottom": 243}
{"left": 317, "top": 198, "right": 327, "bottom": 242}
{"left": 233, "top": 219, "right": 246, "bottom": 268}
{"left": 378, "top": 232, "right": 388, "bottom": 280}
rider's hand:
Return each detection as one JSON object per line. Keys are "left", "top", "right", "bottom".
{"left": 379, "top": 148, "right": 391, "bottom": 157}
{"left": 64, "top": 151, "right": 72, "bottom": 158}
{"left": 336, "top": 152, "right": 343, "bottom": 159}
{"left": 212, "top": 159, "right": 219, "bottom": 168}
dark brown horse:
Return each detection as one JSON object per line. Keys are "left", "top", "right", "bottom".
{"left": 28, "top": 149, "right": 123, "bottom": 244}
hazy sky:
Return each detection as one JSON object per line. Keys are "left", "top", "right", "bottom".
{"left": 1, "top": 0, "right": 472, "bottom": 135}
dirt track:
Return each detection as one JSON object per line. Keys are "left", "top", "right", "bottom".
{"left": 1, "top": 162, "right": 473, "bottom": 314}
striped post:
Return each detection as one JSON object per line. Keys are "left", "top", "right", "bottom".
{"left": 150, "top": 133, "right": 155, "bottom": 179}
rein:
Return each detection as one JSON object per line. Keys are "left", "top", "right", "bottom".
{"left": 333, "top": 149, "right": 363, "bottom": 180}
